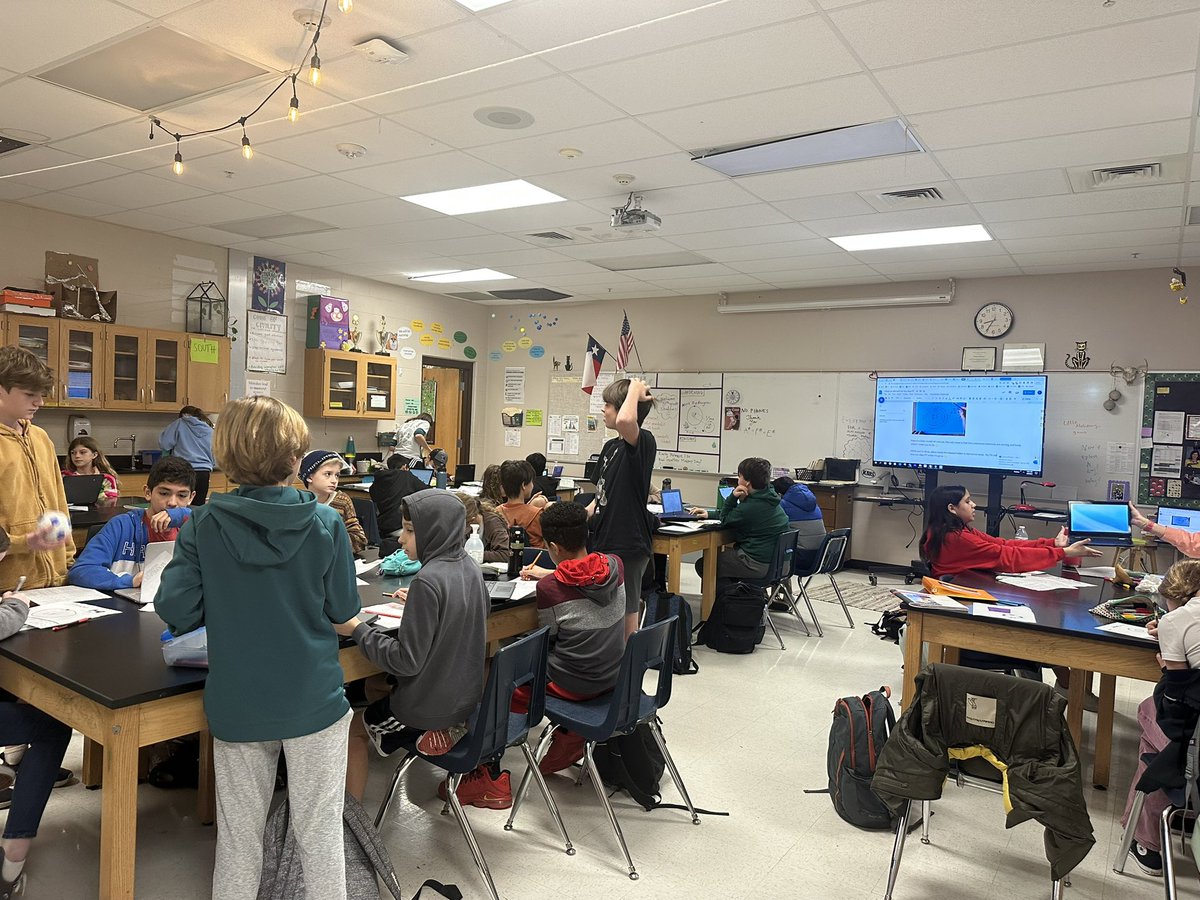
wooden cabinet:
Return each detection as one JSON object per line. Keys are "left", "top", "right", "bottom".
{"left": 6, "top": 316, "right": 63, "bottom": 405}
{"left": 303, "top": 349, "right": 397, "bottom": 419}
{"left": 104, "top": 326, "right": 148, "bottom": 410}
{"left": 59, "top": 320, "right": 105, "bottom": 409}
{"left": 185, "top": 335, "right": 230, "bottom": 414}
{"left": 146, "top": 331, "right": 187, "bottom": 412}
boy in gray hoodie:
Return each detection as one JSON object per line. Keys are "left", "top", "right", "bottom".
{"left": 337, "top": 490, "right": 489, "bottom": 802}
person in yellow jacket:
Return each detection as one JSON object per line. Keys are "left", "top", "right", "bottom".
{"left": 0, "top": 348, "right": 73, "bottom": 589}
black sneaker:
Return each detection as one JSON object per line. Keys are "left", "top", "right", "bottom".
{"left": 52, "top": 768, "right": 75, "bottom": 789}
{"left": 1131, "top": 841, "right": 1163, "bottom": 876}
{"left": 768, "top": 600, "right": 790, "bottom": 612}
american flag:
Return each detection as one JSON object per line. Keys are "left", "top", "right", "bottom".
{"left": 616, "top": 312, "right": 634, "bottom": 371}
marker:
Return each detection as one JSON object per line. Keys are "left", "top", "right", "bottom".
{"left": 993, "top": 599, "right": 1026, "bottom": 607}
{"left": 52, "top": 618, "right": 90, "bottom": 631}
{"left": 12, "top": 577, "right": 25, "bottom": 595}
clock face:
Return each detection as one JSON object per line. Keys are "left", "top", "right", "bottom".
{"left": 974, "top": 303, "right": 1013, "bottom": 339}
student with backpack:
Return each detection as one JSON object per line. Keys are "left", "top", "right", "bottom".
{"left": 156, "top": 397, "right": 360, "bottom": 900}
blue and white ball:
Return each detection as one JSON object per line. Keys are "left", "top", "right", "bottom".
{"left": 38, "top": 511, "right": 70, "bottom": 545}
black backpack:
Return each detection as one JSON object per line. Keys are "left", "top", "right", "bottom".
{"left": 870, "top": 608, "right": 906, "bottom": 645}
{"left": 643, "top": 592, "right": 699, "bottom": 675}
{"left": 826, "top": 689, "right": 897, "bottom": 830}
{"left": 592, "top": 722, "right": 666, "bottom": 811}
{"left": 699, "top": 582, "right": 766, "bottom": 653}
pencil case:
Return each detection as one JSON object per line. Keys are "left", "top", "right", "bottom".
{"left": 161, "top": 627, "right": 208, "bottom": 668}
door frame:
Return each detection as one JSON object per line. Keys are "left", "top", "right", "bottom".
{"left": 421, "top": 356, "right": 474, "bottom": 464}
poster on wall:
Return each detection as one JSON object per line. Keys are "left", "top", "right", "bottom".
{"left": 504, "top": 367, "right": 525, "bottom": 404}
{"left": 251, "top": 257, "right": 286, "bottom": 313}
{"left": 245, "top": 311, "right": 287, "bottom": 374}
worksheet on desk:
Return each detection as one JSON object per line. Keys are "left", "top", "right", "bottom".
{"left": 22, "top": 586, "right": 109, "bottom": 606}
{"left": 23, "top": 602, "right": 121, "bottom": 630}
{"left": 995, "top": 574, "right": 1081, "bottom": 592}
{"left": 971, "top": 602, "right": 1036, "bottom": 622}
{"left": 1097, "top": 621, "right": 1156, "bottom": 641}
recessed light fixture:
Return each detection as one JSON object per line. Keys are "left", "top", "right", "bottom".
{"left": 401, "top": 179, "right": 566, "bottom": 215}
{"left": 473, "top": 106, "right": 534, "bottom": 130}
{"left": 452, "top": 0, "right": 513, "bottom": 10}
{"left": 829, "top": 224, "right": 993, "bottom": 252}
{"left": 409, "top": 269, "right": 516, "bottom": 283}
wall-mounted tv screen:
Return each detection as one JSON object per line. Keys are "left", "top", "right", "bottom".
{"left": 872, "top": 375, "right": 1047, "bottom": 477}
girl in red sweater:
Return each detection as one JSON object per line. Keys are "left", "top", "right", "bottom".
{"left": 920, "top": 484, "right": 1099, "bottom": 576}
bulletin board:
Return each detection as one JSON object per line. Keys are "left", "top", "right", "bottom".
{"left": 544, "top": 375, "right": 611, "bottom": 464}
{"left": 1138, "top": 372, "right": 1200, "bottom": 507}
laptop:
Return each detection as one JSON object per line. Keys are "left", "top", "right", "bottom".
{"left": 1157, "top": 506, "right": 1200, "bottom": 533}
{"left": 717, "top": 485, "right": 734, "bottom": 509}
{"left": 487, "top": 581, "right": 517, "bottom": 601}
{"left": 551, "top": 465, "right": 564, "bottom": 477}
{"left": 453, "top": 464, "right": 475, "bottom": 486}
{"left": 410, "top": 468, "right": 434, "bottom": 485}
{"left": 1067, "top": 501, "right": 1133, "bottom": 547}
{"left": 62, "top": 474, "right": 105, "bottom": 506}
{"left": 114, "top": 540, "right": 176, "bottom": 604}
{"left": 658, "top": 489, "right": 703, "bottom": 521}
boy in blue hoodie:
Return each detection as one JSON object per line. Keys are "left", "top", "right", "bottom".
{"left": 772, "top": 475, "right": 826, "bottom": 570}
{"left": 336, "top": 490, "right": 488, "bottom": 803}
{"left": 156, "top": 397, "right": 359, "bottom": 900}
{"left": 159, "top": 406, "right": 215, "bottom": 504}
{"left": 67, "top": 457, "right": 195, "bottom": 590}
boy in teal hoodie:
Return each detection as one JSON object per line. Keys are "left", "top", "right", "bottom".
{"left": 156, "top": 397, "right": 359, "bottom": 900}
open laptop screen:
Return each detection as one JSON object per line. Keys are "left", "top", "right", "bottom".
{"left": 1069, "top": 501, "right": 1130, "bottom": 536}
{"left": 661, "top": 489, "right": 684, "bottom": 514}
{"left": 1157, "top": 506, "right": 1200, "bottom": 533}
{"left": 410, "top": 468, "right": 434, "bottom": 485}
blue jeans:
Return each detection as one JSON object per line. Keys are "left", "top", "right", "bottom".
{"left": 0, "top": 702, "right": 71, "bottom": 839}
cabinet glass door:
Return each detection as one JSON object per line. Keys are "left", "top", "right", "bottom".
{"left": 13, "top": 319, "right": 59, "bottom": 405}
{"left": 150, "top": 335, "right": 182, "bottom": 408}
{"left": 327, "top": 356, "right": 359, "bottom": 414}
{"left": 62, "top": 323, "right": 101, "bottom": 406}
{"left": 364, "top": 359, "right": 394, "bottom": 417}
{"left": 110, "top": 332, "right": 143, "bottom": 405}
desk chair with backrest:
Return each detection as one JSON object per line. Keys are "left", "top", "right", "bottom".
{"left": 774, "top": 527, "right": 852, "bottom": 637}
{"left": 504, "top": 617, "right": 700, "bottom": 881}
{"left": 874, "top": 663, "right": 1094, "bottom": 900}
{"left": 742, "top": 528, "right": 799, "bottom": 648}
{"left": 373, "top": 627, "right": 572, "bottom": 900}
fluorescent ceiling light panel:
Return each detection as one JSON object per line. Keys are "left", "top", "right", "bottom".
{"left": 409, "top": 269, "right": 515, "bottom": 283}
{"left": 829, "top": 224, "right": 992, "bottom": 252}
{"left": 402, "top": 179, "right": 565, "bottom": 215}
{"left": 453, "top": 0, "right": 513, "bottom": 9}
{"left": 692, "top": 118, "right": 922, "bottom": 178}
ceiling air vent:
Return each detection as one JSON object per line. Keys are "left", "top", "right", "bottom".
{"left": 447, "top": 292, "right": 497, "bottom": 302}
{"left": 878, "top": 187, "right": 944, "bottom": 206}
{"left": 526, "top": 231, "right": 576, "bottom": 242}
{"left": 0, "top": 135, "right": 30, "bottom": 156}
{"left": 489, "top": 289, "right": 571, "bottom": 302}
{"left": 1089, "top": 162, "right": 1162, "bottom": 188}
{"left": 1187, "top": 207, "right": 1200, "bottom": 226}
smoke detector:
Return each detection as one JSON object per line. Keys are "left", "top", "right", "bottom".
{"left": 336, "top": 143, "right": 367, "bottom": 159}
{"left": 292, "top": 8, "right": 330, "bottom": 30}
{"left": 353, "top": 38, "right": 408, "bottom": 64}
{"left": 558, "top": 147, "right": 583, "bottom": 159}
{"left": 613, "top": 173, "right": 636, "bottom": 186}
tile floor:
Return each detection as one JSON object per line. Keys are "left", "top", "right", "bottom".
{"left": 11, "top": 569, "right": 1198, "bottom": 898}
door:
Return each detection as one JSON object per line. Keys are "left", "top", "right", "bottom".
{"left": 59, "top": 320, "right": 104, "bottom": 408}
{"left": 186, "top": 336, "right": 230, "bottom": 413}
{"left": 105, "top": 325, "right": 147, "bottom": 410}
{"left": 7, "top": 316, "right": 61, "bottom": 406}
{"left": 421, "top": 357, "right": 474, "bottom": 476}
{"left": 146, "top": 330, "right": 187, "bottom": 412}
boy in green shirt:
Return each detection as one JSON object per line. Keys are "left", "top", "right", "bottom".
{"left": 695, "top": 456, "right": 788, "bottom": 584}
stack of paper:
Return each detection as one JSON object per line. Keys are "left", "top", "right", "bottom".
{"left": 24, "top": 602, "right": 121, "bottom": 630}
{"left": 971, "top": 602, "right": 1037, "bottom": 622}
{"left": 22, "top": 586, "right": 109, "bottom": 606}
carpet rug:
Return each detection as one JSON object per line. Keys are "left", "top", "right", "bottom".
{"left": 804, "top": 579, "right": 898, "bottom": 613}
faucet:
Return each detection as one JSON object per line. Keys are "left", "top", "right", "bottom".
{"left": 113, "top": 434, "right": 137, "bottom": 469}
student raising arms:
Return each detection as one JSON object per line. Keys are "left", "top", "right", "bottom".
{"left": 920, "top": 484, "right": 1100, "bottom": 576}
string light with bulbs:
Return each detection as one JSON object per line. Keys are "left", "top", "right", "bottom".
{"left": 148, "top": 0, "right": 348, "bottom": 175}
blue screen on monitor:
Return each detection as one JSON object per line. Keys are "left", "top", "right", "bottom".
{"left": 1158, "top": 506, "right": 1200, "bottom": 533}
{"left": 1070, "top": 502, "right": 1129, "bottom": 535}
{"left": 872, "top": 376, "right": 1047, "bottom": 476}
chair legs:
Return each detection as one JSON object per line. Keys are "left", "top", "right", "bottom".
{"left": 883, "top": 800, "right": 911, "bottom": 900}
{"left": 763, "top": 608, "right": 785, "bottom": 650}
{"left": 445, "top": 773, "right": 501, "bottom": 900}
{"left": 583, "top": 741, "right": 639, "bottom": 880}
{"left": 797, "top": 578, "right": 825, "bottom": 638}
{"left": 647, "top": 720, "right": 699, "bottom": 825}
{"left": 771, "top": 579, "right": 812, "bottom": 637}
{"left": 374, "top": 751, "right": 420, "bottom": 829}
{"left": 507, "top": 724, "right": 556, "bottom": 830}
{"left": 920, "top": 799, "right": 931, "bottom": 844}
{"left": 1162, "top": 805, "right": 1179, "bottom": 900}
{"left": 503, "top": 742, "right": 576, "bottom": 856}
{"left": 1113, "top": 790, "right": 1144, "bottom": 873}
{"left": 829, "top": 573, "right": 855, "bottom": 628}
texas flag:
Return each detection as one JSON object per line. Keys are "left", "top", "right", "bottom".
{"left": 581, "top": 334, "right": 608, "bottom": 395}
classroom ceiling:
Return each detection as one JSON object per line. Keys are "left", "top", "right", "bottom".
{"left": 2, "top": 0, "right": 1200, "bottom": 304}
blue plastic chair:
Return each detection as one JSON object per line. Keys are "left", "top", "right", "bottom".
{"left": 504, "top": 617, "right": 699, "bottom": 880}
{"left": 373, "top": 627, "right": 572, "bottom": 900}
{"left": 739, "top": 528, "right": 800, "bottom": 648}
{"left": 776, "top": 527, "right": 853, "bottom": 637}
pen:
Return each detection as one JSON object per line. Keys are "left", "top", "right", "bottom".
{"left": 11, "top": 577, "right": 25, "bottom": 595}
{"left": 52, "top": 618, "right": 90, "bottom": 632}
{"left": 994, "top": 599, "right": 1026, "bottom": 607}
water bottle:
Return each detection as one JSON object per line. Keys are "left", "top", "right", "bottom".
{"left": 465, "top": 524, "right": 484, "bottom": 566}
{"left": 1014, "top": 525, "right": 1029, "bottom": 540}
{"left": 344, "top": 435, "right": 356, "bottom": 466}
{"left": 435, "top": 470, "right": 448, "bottom": 489}
{"left": 507, "top": 525, "right": 527, "bottom": 578}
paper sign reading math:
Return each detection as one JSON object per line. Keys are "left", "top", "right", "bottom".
{"left": 190, "top": 339, "right": 218, "bottom": 364}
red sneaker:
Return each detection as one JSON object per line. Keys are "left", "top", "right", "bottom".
{"left": 438, "top": 768, "right": 513, "bottom": 809}
{"left": 538, "top": 731, "right": 586, "bottom": 776}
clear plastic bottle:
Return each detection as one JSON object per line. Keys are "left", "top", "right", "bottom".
{"left": 465, "top": 523, "right": 484, "bottom": 565}
{"left": 1014, "top": 525, "right": 1029, "bottom": 540}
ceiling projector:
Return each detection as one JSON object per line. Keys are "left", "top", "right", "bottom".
{"left": 611, "top": 194, "right": 661, "bottom": 233}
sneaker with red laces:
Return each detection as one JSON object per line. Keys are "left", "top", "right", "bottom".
{"left": 437, "top": 768, "right": 513, "bottom": 809}
{"left": 538, "top": 731, "right": 585, "bottom": 776}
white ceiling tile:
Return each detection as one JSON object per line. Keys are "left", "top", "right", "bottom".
{"left": 646, "top": 274, "right": 773, "bottom": 290}
{"left": 828, "top": 0, "right": 1200, "bottom": 68}
{"left": 1012, "top": 247, "right": 1178, "bottom": 266}
{"left": 529, "top": 154, "right": 724, "bottom": 201}
{"left": 97, "top": 208, "right": 194, "bottom": 232}
{"left": 468, "top": 119, "right": 681, "bottom": 177}
{"left": 956, "top": 170, "right": 1073, "bottom": 203}
{"left": 291, "top": 197, "right": 440, "bottom": 228}
{"left": 571, "top": 19, "right": 861, "bottom": 115}
{"left": 0, "top": 181, "right": 44, "bottom": 202}
{"left": 0, "top": 79, "right": 138, "bottom": 141}
{"left": 447, "top": 248, "right": 574, "bottom": 268}
{"left": 273, "top": 251, "right": 346, "bottom": 268}
{"left": 990, "top": 208, "right": 1184, "bottom": 240}
{"left": 976, "top": 184, "right": 1185, "bottom": 223}
{"left": 0, "top": 147, "right": 126, "bottom": 191}
{"left": 225, "top": 239, "right": 303, "bottom": 258}
{"left": 1017, "top": 260, "right": 1164, "bottom": 275}
{"left": 580, "top": 181, "right": 763, "bottom": 218}
{"left": 3, "top": 1, "right": 148, "bottom": 72}
{"left": 871, "top": 257, "right": 1021, "bottom": 276}
{"left": 456, "top": 202, "right": 602, "bottom": 234}
{"left": 141, "top": 193, "right": 281, "bottom": 225}
{"left": 936, "top": 120, "right": 1192, "bottom": 179}
{"left": 233, "top": 175, "right": 386, "bottom": 211}
{"left": 158, "top": 148, "right": 317, "bottom": 193}
{"left": 115, "top": 0, "right": 204, "bottom": 15}
{"left": 756, "top": 264, "right": 882, "bottom": 283}
{"left": 333, "top": 151, "right": 515, "bottom": 195}
{"left": 253, "top": 116, "right": 451, "bottom": 172}
{"left": 768, "top": 274, "right": 892, "bottom": 288}
{"left": 410, "top": 234, "right": 537, "bottom": 257}
{"left": 804, "top": 204, "right": 983, "bottom": 238}
{"left": 638, "top": 74, "right": 895, "bottom": 152}
{"left": 500, "top": 260, "right": 602, "bottom": 278}
{"left": 730, "top": 252, "right": 865, "bottom": 274}
{"left": 167, "top": 224, "right": 259, "bottom": 244}
{"left": 873, "top": 15, "right": 1200, "bottom": 113}
{"left": 909, "top": 73, "right": 1197, "bottom": 151}
{"left": 1000, "top": 227, "right": 1182, "bottom": 255}
{"left": 552, "top": 237, "right": 686, "bottom": 261}
{"left": 280, "top": 218, "right": 489, "bottom": 251}
{"left": 845, "top": 241, "right": 1012, "bottom": 263}
{"left": 63, "top": 170, "right": 208, "bottom": 207}
{"left": 670, "top": 223, "right": 819, "bottom": 250}
{"left": 700, "top": 240, "right": 844, "bottom": 262}
{"left": 657, "top": 204, "right": 791, "bottom": 236}
{"left": 738, "top": 153, "right": 947, "bottom": 202}
{"left": 18, "top": 193, "right": 125, "bottom": 218}
{"left": 772, "top": 192, "right": 880, "bottom": 221}
{"left": 51, "top": 124, "right": 232, "bottom": 173}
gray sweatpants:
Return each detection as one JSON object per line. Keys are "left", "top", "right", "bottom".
{"left": 212, "top": 709, "right": 352, "bottom": 900}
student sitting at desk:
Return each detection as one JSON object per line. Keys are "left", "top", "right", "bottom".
{"left": 772, "top": 475, "right": 825, "bottom": 569}
{"left": 0, "top": 526, "right": 73, "bottom": 898}
{"left": 525, "top": 451, "right": 560, "bottom": 500}
{"left": 499, "top": 459, "right": 548, "bottom": 548}
{"left": 370, "top": 454, "right": 432, "bottom": 558}
{"left": 455, "top": 494, "right": 510, "bottom": 563}
{"left": 67, "top": 457, "right": 194, "bottom": 590}
{"left": 480, "top": 464, "right": 504, "bottom": 506}
{"left": 62, "top": 436, "right": 119, "bottom": 502}
{"left": 299, "top": 450, "right": 367, "bottom": 556}
{"left": 693, "top": 457, "right": 789, "bottom": 584}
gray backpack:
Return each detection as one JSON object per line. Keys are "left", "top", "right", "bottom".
{"left": 257, "top": 793, "right": 459, "bottom": 900}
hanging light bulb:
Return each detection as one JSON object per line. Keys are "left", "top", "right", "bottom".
{"left": 240, "top": 120, "right": 253, "bottom": 160}
{"left": 338, "top": 0, "right": 352, "bottom": 11}
{"left": 308, "top": 49, "right": 322, "bottom": 86}
{"left": 288, "top": 76, "right": 300, "bottom": 123}
{"left": 172, "top": 149, "right": 184, "bottom": 176}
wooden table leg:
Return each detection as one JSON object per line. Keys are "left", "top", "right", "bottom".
{"left": 83, "top": 736, "right": 103, "bottom": 789}
{"left": 198, "top": 730, "right": 215, "bottom": 826}
{"left": 943, "top": 646, "right": 960, "bottom": 666}
{"left": 701, "top": 540, "right": 719, "bottom": 621}
{"left": 926, "top": 642, "right": 944, "bottom": 666}
{"left": 1066, "top": 669, "right": 1088, "bottom": 752}
{"left": 901, "top": 610, "right": 925, "bottom": 711}
{"left": 98, "top": 708, "right": 139, "bottom": 900}
{"left": 1093, "top": 674, "right": 1117, "bottom": 790}
{"left": 665, "top": 541, "right": 682, "bottom": 596}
